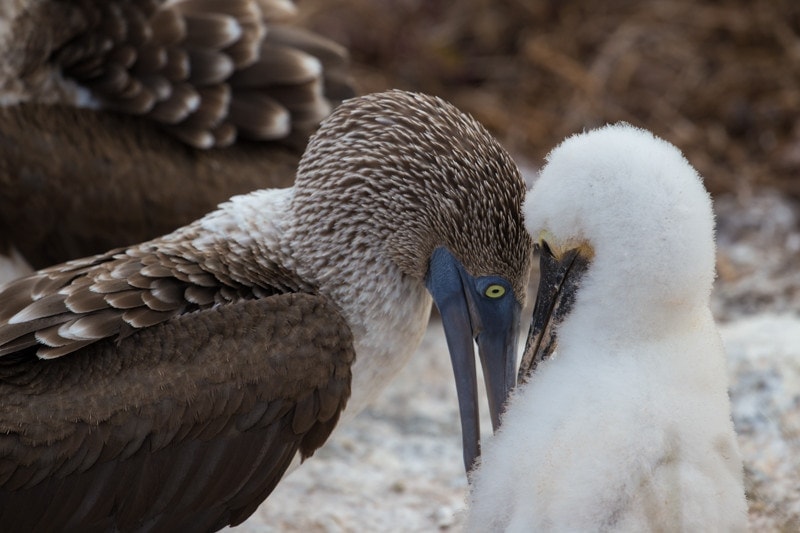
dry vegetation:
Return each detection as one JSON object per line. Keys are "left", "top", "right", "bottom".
{"left": 298, "top": 0, "right": 800, "bottom": 199}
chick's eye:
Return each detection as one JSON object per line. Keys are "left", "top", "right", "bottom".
{"left": 485, "top": 284, "right": 506, "bottom": 298}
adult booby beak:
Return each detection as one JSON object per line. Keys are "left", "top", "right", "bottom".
{"left": 518, "top": 242, "right": 592, "bottom": 384}
{"left": 426, "top": 247, "right": 521, "bottom": 473}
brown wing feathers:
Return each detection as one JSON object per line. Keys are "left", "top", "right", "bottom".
{"left": 0, "top": 248, "right": 255, "bottom": 358}
{"left": 0, "top": 295, "right": 354, "bottom": 531}
{"left": 51, "top": 0, "right": 353, "bottom": 148}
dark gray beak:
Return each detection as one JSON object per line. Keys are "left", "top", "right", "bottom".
{"left": 426, "top": 247, "right": 521, "bottom": 473}
{"left": 519, "top": 242, "right": 591, "bottom": 384}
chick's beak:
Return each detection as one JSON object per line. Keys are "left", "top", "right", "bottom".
{"left": 519, "top": 243, "right": 591, "bottom": 383}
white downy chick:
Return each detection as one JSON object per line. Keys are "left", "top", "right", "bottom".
{"left": 466, "top": 123, "right": 747, "bottom": 532}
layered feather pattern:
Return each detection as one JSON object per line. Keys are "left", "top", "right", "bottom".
{"left": 6, "top": 0, "right": 353, "bottom": 148}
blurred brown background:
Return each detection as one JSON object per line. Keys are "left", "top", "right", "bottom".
{"left": 297, "top": 0, "right": 800, "bottom": 200}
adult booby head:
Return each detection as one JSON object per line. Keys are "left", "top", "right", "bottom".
{"left": 465, "top": 124, "right": 747, "bottom": 531}
{"left": 0, "top": 0, "right": 354, "bottom": 275}
{"left": 292, "top": 90, "right": 533, "bottom": 471}
{"left": 0, "top": 90, "right": 532, "bottom": 530}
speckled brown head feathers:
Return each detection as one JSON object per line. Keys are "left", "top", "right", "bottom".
{"left": 2, "top": 0, "right": 353, "bottom": 148}
{"left": 292, "top": 89, "right": 533, "bottom": 300}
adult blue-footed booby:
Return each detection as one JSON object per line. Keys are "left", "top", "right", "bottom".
{"left": 0, "top": 90, "right": 533, "bottom": 531}
{"left": 465, "top": 124, "right": 747, "bottom": 532}
{"left": 0, "top": 0, "right": 353, "bottom": 276}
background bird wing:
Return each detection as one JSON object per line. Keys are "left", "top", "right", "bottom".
{"left": 10, "top": 0, "right": 353, "bottom": 148}
{"left": 0, "top": 110, "right": 301, "bottom": 268}
{"left": 0, "top": 293, "right": 354, "bottom": 531}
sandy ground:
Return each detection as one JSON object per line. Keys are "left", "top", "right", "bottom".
{"left": 231, "top": 188, "right": 800, "bottom": 531}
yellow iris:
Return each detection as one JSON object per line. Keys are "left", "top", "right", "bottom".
{"left": 485, "top": 284, "right": 506, "bottom": 298}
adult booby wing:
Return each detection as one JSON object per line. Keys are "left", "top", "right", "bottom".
{"left": 0, "top": 256, "right": 354, "bottom": 531}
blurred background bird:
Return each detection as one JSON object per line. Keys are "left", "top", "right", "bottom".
{"left": 0, "top": 0, "right": 354, "bottom": 280}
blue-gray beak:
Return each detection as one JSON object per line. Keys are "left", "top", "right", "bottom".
{"left": 425, "top": 247, "right": 521, "bottom": 473}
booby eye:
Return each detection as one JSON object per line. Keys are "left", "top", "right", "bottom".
{"left": 485, "top": 284, "right": 506, "bottom": 298}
